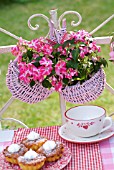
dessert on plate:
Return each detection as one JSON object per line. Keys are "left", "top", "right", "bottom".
{"left": 18, "top": 149, "right": 46, "bottom": 170}
{"left": 3, "top": 143, "right": 28, "bottom": 164}
{"left": 37, "top": 140, "right": 64, "bottom": 162}
{"left": 21, "top": 131, "right": 47, "bottom": 151}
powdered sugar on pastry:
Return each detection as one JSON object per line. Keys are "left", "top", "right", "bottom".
{"left": 24, "top": 149, "right": 38, "bottom": 160}
{"left": 8, "top": 144, "right": 21, "bottom": 153}
{"left": 27, "top": 131, "right": 40, "bottom": 140}
{"left": 43, "top": 140, "right": 56, "bottom": 151}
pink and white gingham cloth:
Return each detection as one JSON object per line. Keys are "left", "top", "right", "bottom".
{"left": 0, "top": 141, "right": 11, "bottom": 153}
{"left": 11, "top": 126, "right": 103, "bottom": 170}
{"left": 100, "top": 124, "right": 114, "bottom": 170}
{"left": 0, "top": 126, "right": 114, "bottom": 170}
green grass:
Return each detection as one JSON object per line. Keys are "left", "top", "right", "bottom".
{"left": 0, "top": 0, "right": 114, "bottom": 129}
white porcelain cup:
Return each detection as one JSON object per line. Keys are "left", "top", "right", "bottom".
{"left": 65, "top": 105, "right": 113, "bottom": 137}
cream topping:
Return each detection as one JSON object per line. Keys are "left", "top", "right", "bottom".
{"left": 8, "top": 144, "right": 20, "bottom": 153}
{"left": 27, "top": 131, "right": 40, "bottom": 140}
{"left": 43, "top": 140, "right": 56, "bottom": 151}
{"left": 24, "top": 149, "right": 38, "bottom": 160}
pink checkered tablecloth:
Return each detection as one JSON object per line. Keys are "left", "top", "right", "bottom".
{"left": 0, "top": 126, "right": 114, "bottom": 170}
{"left": 100, "top": 124, "right": 114, "bottom": 170}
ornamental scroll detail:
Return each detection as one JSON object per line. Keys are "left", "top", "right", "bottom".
{"left": 27, "top": 9, "right": 82, "bottom": 38}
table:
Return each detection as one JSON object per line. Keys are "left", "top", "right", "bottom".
{"left": 0, "top": 125, "right": 114, "bottom": 170}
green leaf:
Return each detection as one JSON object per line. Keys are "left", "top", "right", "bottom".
{"left": 63, "top": 78, "right": 69, "bottom": 85}
{"left": 71, "top": 49, "right": 79, "bottom": 61}
{"left": 100, "top": 58, "right": 108, "bottom": 67}
{"left": 27, "top": 49, "right": 33, "bottom": 60}
{"left": 62, "top": 39, "right": 75, "bottom": 48}
{"left": 51, "top": 69, "right": 55, "bottom": 75}
{"left": 32, "top": 61, "right": 40, "bottom": 67}
{"left": 42, "top": 79, "right": 52, "bottom": 88}
{"left": 66, "top": 60, "right": 78, "bottom": 69}
{"left": 22, "top": 53, "right": 27, "bottom": 62}
{"left": 30, "top": 80, "right": 35, "bottom": 87}
{"left": 55, "top": 52, "right": 61, "bottom": 57}
{"left": 60, "top": 55, "right": 66, "bottom": 59}
{"left": 22, "top": 53, "right": 27, "bottom": 59}
{"left": 36, "top": 56, "right": 42, "bottom": 62}
{"left": 53, "top": 43, "right": 61, "bottom": 49}
{"left": 47, "top": 69, "right": 55, "bottom": 77}
{"left": 52, "top": 58, "right": 58, "bottom": 65}
{"left": 32, "top": 56, "right": 42, "bottom": 67}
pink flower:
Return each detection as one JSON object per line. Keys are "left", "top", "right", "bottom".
{"left": 89, "top": 42, "right": 101, "bottom": 52}
{"left": 32, "top": 67, "right": 44, "bottom": 82}
{"left": 71, "top": 30, "right": 91, "bottom": 43}
{"left": 109, "top": 51, "right": 114, "bottom": 61}
{"left": 43, "top": 44, "right": 53, "bottom": 55}
{"left": 50, "top": 76, "right": 57, "bottom": 87}
{"left": 79, "top": 46, "right": 89, "bottom": 58}
{"left": 11, "top": 46, "right": 20, "bottom": 56}
{"left": 54, "top": 81, "right": 63, "bottom": 92}
{"left": 49, "top": 76, "right": 63, "bottom": 91}
{"left": 28, "top": 38, "right": 45, "bottom": 53}
{"left": 57, "top": 46, "right": 67, "bottom": 55}
{"left": 40, "top": 66, "right": 53, "bottom": 76}
{"left": 65, "top": 68, "right": 78, "bottom": 79}
{"left": 55, "top": 60, "right": 67, "bottom": 77}
{"left": 39, "top": 57, "right": 53, "bottom": 66}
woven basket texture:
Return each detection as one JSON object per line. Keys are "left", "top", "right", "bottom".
{"left": 6, "top": 61, "right": 53, "bottom": 104}
{"left": 61, "top": 69, "right": 105, "bottom": 104}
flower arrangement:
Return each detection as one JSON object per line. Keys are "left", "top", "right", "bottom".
{"left": 11, "top": 30, "right": 108, "bottom": 92}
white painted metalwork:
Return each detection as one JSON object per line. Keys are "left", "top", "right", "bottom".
{"left": 0, "top": 9, "right": 114, "bottom": 126}
{"left": 90, "top": 14, "right": 114, "bottom": 35}
{"left": 0, "top": 45, "right": 15, "bottom": 54}
{"left": 58, "top": 10, "right": 82, "bottom": 29}
{"left": 0, "top": 27, "right": 20, "bottom": 40}
{"left": 28, "top": 13, "right": 50, "bottom": 38}
{"left": 0, "top": 117, "right": 28, "bottom": 128}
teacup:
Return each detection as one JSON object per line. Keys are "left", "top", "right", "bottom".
{"left": 64, "top": 105, "right": 113, "bottom": 137}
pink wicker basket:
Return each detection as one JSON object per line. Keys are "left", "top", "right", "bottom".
{"left": 6, "top": 60, "right": 53, "bottom": 104}
{"left": 61, "top": 68, "right": 106, "bottom": 104}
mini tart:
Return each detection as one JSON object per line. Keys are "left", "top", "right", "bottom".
{"left": 37, "top": 140, "right": 64, "bottom": 162}
{"left": 18, "top": 149, "right": 46, "bottom": 170}
{"left": 3, "top": 143, "right": 28, "bottom": 164}
{"left": 21, "top": 131, "right": 47, "bottom": 151}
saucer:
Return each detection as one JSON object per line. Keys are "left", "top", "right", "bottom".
{"left": 58, "top": 123, "right": 114, "bottom": 143}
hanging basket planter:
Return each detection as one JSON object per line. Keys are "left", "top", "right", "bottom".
{"left": 7, "top": 29, "right": 108, "bottom": 104}
{"left": 6, "top": 60, "right": 53, "bottom": 104}
{"left": 61, "top": 68, "right": 106, "bottom": 104}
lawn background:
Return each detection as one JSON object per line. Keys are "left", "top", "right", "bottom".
{"left": 0, "top": 0, "right": 114, "bottom": 129}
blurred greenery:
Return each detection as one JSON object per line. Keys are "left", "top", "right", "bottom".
{"left": 0, "top": 0, "right": 114, "bottom": 129}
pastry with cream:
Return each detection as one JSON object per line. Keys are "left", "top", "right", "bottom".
{"left": 3, "top": 143, "right": 28, "bottom": 164}
{"left": 21, "top": 131, "right": 47, "bottom": 151}
{"left": 18, "top": 149, "right": 46, "bottom": 170}
{"left": 37, "top": 140, "right": 64, "bottom": 162}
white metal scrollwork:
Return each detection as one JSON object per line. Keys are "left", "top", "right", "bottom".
{"left": 58, "top": 11, "right": 82, "bottom": 29}
{"left": 28, "top": 13, "right": 50, "bottom": 38}
{"left": 0, "top": 27, "right": 20, "bottom": 40}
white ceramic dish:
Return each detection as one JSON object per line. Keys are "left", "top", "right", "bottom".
{"left": 58, "top": 123, "right": 114, "bottom": 143}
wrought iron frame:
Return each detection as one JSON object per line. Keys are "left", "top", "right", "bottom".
{"left": 0, "top": 9, "right": 114, "bottom": 127}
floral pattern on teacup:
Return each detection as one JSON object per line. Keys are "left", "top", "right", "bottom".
{"left": 77, "top": 122, "right": 95, "bottom": 129}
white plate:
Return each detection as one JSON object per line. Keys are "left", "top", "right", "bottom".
{"left": 58, "top": 123, "right": 114, "bottom": 143}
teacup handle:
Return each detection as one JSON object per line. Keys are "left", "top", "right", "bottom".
{"left": 100, "top": 117, "right": 113, "bottom": 133}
